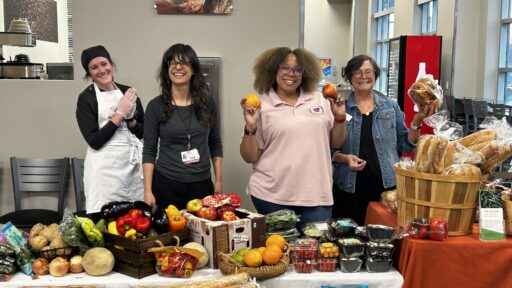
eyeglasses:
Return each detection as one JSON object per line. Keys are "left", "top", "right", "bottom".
{"left": 279, "top": 64, "right": 305, "bottom": 75}
{"left": 168, "top": 60, "right": 192, "bottom": 68}
{"left": 352, "top": 69, "right": 375, "bottom": 78}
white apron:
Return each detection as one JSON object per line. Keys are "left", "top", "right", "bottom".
{"left": 83, "top": 83, "right": 144, "bottom": 213}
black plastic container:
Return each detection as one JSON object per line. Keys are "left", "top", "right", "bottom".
{"left": 340, "top": 257, "right": 363, "bottom": 273}
{"left": 366, "top": 242, "right": 394, "bottom": 259}
{"left": 366, "top": 224, "right": 396, "bottom": 243}
{"left": 327, "top": 218, "right": 357, "bottom": 238}
{"left": 365, "top": 256, "right": 392, "bottom": 273}
{"left": 337, "top": 238, "right": 366, "bottom": 258}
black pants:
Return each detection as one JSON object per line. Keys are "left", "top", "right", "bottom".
{"left": 152, "top": 169, "right": 214, "bottom": 210}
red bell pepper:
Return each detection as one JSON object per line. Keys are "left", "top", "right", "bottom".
{"left": 116, "top": 214, "right": 136, "bottom": 235}
{"left": 136, "top": 217, "right": 152, "bottom": 235}
{"left": 429, "top": 217, "right": 448, "bottom": 241}
{"left": 127, "top": 209, "right": 143, "bottom": 222}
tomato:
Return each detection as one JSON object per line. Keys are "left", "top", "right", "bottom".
{"left": 429, "top": 217, "right": 448, "bottom": 241}
{"left": 322, "top": 83, "right": 337, "bottom": 100}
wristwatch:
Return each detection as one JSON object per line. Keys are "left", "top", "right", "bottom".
{"left": 244, "top": 126, "right": 257, "bottom": 135}
{"left": 410, "top": 122, "right": 422, "bottom": 131}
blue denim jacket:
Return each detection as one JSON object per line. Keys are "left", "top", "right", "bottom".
{"left": 332, "top": 90, "right": 415, "bottom": 193}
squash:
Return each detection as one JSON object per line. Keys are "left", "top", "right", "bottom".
{"left": 82, "top": 247, "right": 114, "bottom": 276}
{"left": 183, "top": 242, "right": 209, "bottom": 268}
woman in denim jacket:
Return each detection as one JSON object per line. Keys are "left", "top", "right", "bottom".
{"left": 331, "top": 55, "right": 435, "bottom": 225}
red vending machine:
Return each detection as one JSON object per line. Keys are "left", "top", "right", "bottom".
{"left": 387, "top": 35, "right": 442, "bottom": 135}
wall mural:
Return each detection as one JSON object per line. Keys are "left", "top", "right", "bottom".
{"left": 4, "top": 0, "right": 58, "bottom": 43}
{"left": 156, "top": 0, "right": 233, "bottom": 14}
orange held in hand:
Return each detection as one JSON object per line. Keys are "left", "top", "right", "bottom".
{"left": 322, "top": 83, "right": 337, "bottom": 100}
{"left": 242, "top": 93, "right": 261, "bottom": 109}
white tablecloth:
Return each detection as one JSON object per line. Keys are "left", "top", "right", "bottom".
{"left": 5, "top": 267, "right": 403, "bottom": 288}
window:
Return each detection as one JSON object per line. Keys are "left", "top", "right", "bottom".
{"left": 499, "top": 0, "right": 512, "bottom": 104}
{"left": 374, "top": 0, "right": 395, "bottom": 94}
{"left": 420, "top": 0, "right": 438, "bottom": 34}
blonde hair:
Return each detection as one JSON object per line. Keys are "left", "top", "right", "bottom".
{"left": 253, "top": 47, "right": 322, "bottom": 94}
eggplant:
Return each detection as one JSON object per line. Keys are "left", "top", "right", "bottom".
{"left": 133, "top": 201, "right": 153, "bottom": 218}
{"left": 100, "top": 201, "right": 133, "bottom": 221}
{"left": 151, "top": 207, "right": 169, "bottom": 234}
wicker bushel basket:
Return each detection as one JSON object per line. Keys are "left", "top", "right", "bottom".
{"left": 217, "top": 250, "right": 290, "bottom": 281}
{"left": 395, "top": 165, "right": 483, "bottom": 236}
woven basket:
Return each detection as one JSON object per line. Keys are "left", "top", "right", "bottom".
{"left": 395, "top": 165, "right": 484, "bottom": 236}
{"left": 217, "top": 250, "right": 290, "bottom": 281}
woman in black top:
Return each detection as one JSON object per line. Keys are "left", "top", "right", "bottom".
{"left": 142, "top": 43, "right": 223, "bottom": 210}
{"left": 76, "top": 45, "right": 145, "bottom": 213}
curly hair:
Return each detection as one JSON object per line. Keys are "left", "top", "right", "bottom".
{"left": 253, "top": 47, "right": 322, "bottom": 94}
{"left": 342, "top": 54, "right": 381, "bottom": 85}
{"left": 157, "top": 43, "right": 212, "bottom": 126}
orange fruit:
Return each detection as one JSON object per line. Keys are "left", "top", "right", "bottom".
{"left": 262, "top": 244, "right": 282, "bottom": 265}
{"left": 256, "top": 246, "right": 266, "bottom": 254}
{"left": 243, "top": 249, "right": 263, "bottom": 267}
{"left": 265, "top": 234, "right": 287, "bottom": 252}
{"left": 243, "top": 93, "right": 261, "bottom": 109}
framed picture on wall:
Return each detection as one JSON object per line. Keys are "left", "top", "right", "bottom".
{"left": 155, "top": 0, "right": 233, "bottom": 14}
{"left": 319, "top": 57, "right": 334, "bottom": 80}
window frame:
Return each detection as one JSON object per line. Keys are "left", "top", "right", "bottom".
{"left": 419, "top": 0, "right": 438, "bottom": 35}
{"left": 373, "top": 0, "right": 395, "bottom": 95}
{"left": 498, "top": 0, "right": 512, "bottom": 104}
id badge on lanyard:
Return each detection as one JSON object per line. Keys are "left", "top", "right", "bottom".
{"left": 181, "top": 148, "right": 200, "bottom": 164}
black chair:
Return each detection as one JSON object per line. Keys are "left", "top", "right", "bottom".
{"left": 489, "top": 103, "right": 507, "bottom": 120}
{"left": 453, "top": 98, "right": 467, "bottom": 133}
{"left": 10, "top": 157, "right": 70, "bottom": 214}
{"left": 462, "top": 99, "right": 476, "bottom": 134}
{"left": 0, "top": 210, "right": 63, "bottom": 230}
{"left": 71, "top": 158, "right": 86, "bottom": 212}
{"left": 443, "top": 95, "right": 455, "bottom": 120}
{"left": 471, "top": 100, "right": 488, "bottom": 131}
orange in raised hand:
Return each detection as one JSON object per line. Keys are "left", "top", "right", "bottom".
{"left": 242, "top": 93, "right": 261, "bottom": 109}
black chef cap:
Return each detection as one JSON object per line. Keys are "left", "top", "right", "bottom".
{"left": 81, "top": 45, "right": 112, "bottom": 72}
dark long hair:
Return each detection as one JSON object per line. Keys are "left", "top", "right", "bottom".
{"left": 158, "top": 43, "right": 211, "bottom": 126}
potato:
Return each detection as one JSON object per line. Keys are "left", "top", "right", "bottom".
{"left": 50, "top": 237, "right": 72, "bottom": 256}
{"left": 39, "top": 225, "right": 59, "bottom": 242}
{"left": 29, "top": 235, "right": 49, "bottom": 251}
{"left": 30, "top": 223, "right": 47, "bottom": 239}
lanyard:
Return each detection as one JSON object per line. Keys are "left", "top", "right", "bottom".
{"left": 174, "top": 106, "right": 194, "bottom": 150}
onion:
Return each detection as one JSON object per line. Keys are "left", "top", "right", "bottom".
{"left": 32, "top": 258, "right": 49, "bottom": 275}
{"left": 69, "top": 255, "right": 84, "bottom": 273}
{"left": 49, "top": 257, "right": 69, "bottom": 277}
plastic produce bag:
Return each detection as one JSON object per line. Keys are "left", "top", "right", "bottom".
{"left": 265, "top": 209, "right": 300, "bottom": 232}
{"left": 1, "top": 222, "right": 34, "bottom": 275}
{"left": 58, "top": 208, "right": 91, "bottom": 255}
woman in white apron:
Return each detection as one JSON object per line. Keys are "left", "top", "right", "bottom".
{"left": 76, "top": 45, "right": 144, "bottom": 213}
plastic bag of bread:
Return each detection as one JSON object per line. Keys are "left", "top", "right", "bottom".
{"left": 442, "top": 164, "right": 482, "bottom": 176}
{"left": 408, "top": 75, "right": 444, "bottom": 110}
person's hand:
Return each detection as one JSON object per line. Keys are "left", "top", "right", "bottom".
{"left": 327, "top": 93, "right": 346, "bottom": 123}
{"left": 241, "top": 100, "right": 260, "bottom": 131}
{"left": 116, "top": 88, "right": 138, "bottom": 118}
{"left": 412, "top": 103, "right": 437, "bottom": 127}
{"left": 346, "top": 154, "right": 366, "bottom": 171}
{"left": 214, "top": 181, "right": 223, "bottom": 196}
{"left": 144, "top": 190, "right": 156, "bottom": 207}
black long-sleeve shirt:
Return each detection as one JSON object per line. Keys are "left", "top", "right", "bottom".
{"left": 142, "top": 95, "right": 222, "bottom": 182}
{"left": 76, "top": 83, "right": 144, "bottom": 150}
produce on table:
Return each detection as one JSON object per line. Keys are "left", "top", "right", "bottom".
{"left": 316, "top": 258, "right": 337, "bottom": 272}
{"left": 29, "top": 224, "right": 46, "bottom": 239}
{"left": 76, "top": 216, "right": 104, "bottom": 247}
{"left": 38, "top": 224, "right": 60, "bottom": 242}
{"left": 29, "top": 236, "right": 48, "bottom": 251}
{"left": 219, "top": 211, "right": 237, "bottom": 221}
{"left": 0, "top": 243, "right": 17, "bottom": 274}
{"left": 429, "top": 217, "right": 449, "bottom": 241}
{"left": 2, "top": 222, "right": 34, "bottom": 275}
{"left": 186, "top": 199, "right": 203, "bottom": 214}
{"left": 265, "top": 209, "right": 300, "bottom": 232}
{"left": 148, "top": 244, "right": 202, "bottom": 278}
{"left": 107, "top": 221, "right": 119, "bottom": 235}
{"left": 169, "top": 215, "right": 187, "bottom": 232}
{"left": 69, "top": 255, "right": 84, "bottom": 273}
{"left": 100, "top": 201, "right": 134, "bottom": 222}
{"left": 58, "top": 210, "right": 91, "bottom": 255}
{"left": 166, "top": 205, "right": 182, "bottom": 218}
{"left": 32, "top": 258, "right": 49, "bottom": 275}
{"left": 81, "top": 247, "right": 115, "bottom": 276}
{"left": 196, "top": 207, "right": 217, "bottom": 221}
{"left": 183, "top": 242, "right": 209, "bottom": 268}
{"left": 151, "top": 208, "right": 170, "bottom": 234}
{"left": 318, "top": 242, "right": 339, "bottom": 258}
{"left": 49, "top": 257, "right": 69, "bottom": 277}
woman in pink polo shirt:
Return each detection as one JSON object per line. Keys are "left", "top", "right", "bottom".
{"left": 240, "top": 47, "right": 347, "bottom": 231}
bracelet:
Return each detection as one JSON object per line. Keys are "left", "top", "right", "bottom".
{"left": 244, "top": 126, "right": 257, "bottom": 135}
{"left": 334, "top": 118, "right": 346, "bottom": 124}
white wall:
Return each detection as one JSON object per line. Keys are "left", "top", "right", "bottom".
{"left": 1, "top": 0, "right": 70, "bottom": 64}
{"left": 0, "top": 0, "right": 301, "bottom": 214}
{"left": 304, "top": 0, "right": 352, "bottom": 84}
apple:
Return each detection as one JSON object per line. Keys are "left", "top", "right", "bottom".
{"left": 220, "top": 211, "right": 237, "bottom": 221}
{"left": 196, "top": 207, "right": 217, "bottom": 221}
{"left": 186, "top": 199, "right": 203, "bottom": 214}
{"left": 322, "top": 83, "right": 337, "bottom": 100}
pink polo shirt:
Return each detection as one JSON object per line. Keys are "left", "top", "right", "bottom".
{"left": 246, "top": 88, "right": 335, "bottom": 206}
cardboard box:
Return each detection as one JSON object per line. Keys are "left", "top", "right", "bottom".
{"left": 183, "top": 208, "right": 265, "bottom": 268}
{"left": 103, "top": 229, "right": 189, "bottom": 279}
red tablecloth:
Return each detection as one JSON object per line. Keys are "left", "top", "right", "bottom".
{"left": 365, "top": 201, "right": 512, "bottom": 288}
